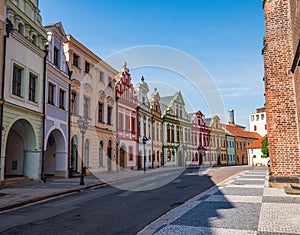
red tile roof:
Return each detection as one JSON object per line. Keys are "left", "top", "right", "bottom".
{"left": 222, "top": 124, "right": 262, "bottom": 139}
{"left": 246, "top": 135, "right": 268, "bottom": 149}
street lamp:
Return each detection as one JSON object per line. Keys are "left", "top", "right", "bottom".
{"left": 142, "top": 136, "right": 148, "bottom": 173}
{"left": 77, "top": 116, "right": 89, "bottom": 185}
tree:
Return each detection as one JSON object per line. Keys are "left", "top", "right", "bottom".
{"left": 261, "top": 138, "right": 269, "bottom": 158}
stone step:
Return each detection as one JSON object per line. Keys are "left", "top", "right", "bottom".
{"left": 285, "top": 183, "right": 300, "bottom": 195}
{"left": 291, "top": 183, "right": 300, "bottom": 190}
{"left": 0, "top": 176, "right": 38, "bottom": 189}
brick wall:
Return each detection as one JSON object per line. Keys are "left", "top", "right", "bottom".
{"left": 263, "top": 0, "right": 300, "bottom": 182}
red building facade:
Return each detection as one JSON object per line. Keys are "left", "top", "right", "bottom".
{"left": 115, "top": 62, "right": 138, "bottom": 170}
{"left": 190, "top": 111, "right": 210, "bottom": 166}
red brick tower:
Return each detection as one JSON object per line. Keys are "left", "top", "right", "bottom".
{"left": 263, "top": 0, "right": 300, "bottom": 183}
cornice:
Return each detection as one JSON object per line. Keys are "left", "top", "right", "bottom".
{"left": 46, "top": 62, "right": 70, "bottom": 84}
{"left": 65, "top": 34, "right": 102, "bottom": 63}
{"left": 11, "top": 30, "right": 45, "bottom": 58}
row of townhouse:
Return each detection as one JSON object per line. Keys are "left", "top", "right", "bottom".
{"left": 0, "top": 1, "right": 262, "bottom": 184}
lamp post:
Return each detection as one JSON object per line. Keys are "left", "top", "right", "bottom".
{"left": 77, "top": 116, "right": 89, "bottom": 185}
{"left": 142, "top": 136, "right": 148, "bottom": 173}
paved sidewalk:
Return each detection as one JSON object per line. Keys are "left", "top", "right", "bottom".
{"left": 0, "top": 166, "right": 185, "bottom": 212}
{"left": 139, "top": 168, "right": 300, "bottom": 235}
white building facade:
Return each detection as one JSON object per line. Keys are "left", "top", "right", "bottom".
{"left": 249, "top": 107, "right": 267, "bottom": 137}
{"left": 135, "top": 76, "right": 153, "bottom": 169}
{"left": 0, "top": 0, "right": 47, "bottom": 181}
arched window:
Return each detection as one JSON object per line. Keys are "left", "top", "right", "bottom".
{"left": 84, "top": 139, "right": 89, "bottom": 167}
{"left": 99, "top": 141, "right": 103, "bottom": 167}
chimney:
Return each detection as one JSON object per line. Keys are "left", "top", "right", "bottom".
{"left": 228, "top": 109, "right": 234, "bottom": 124}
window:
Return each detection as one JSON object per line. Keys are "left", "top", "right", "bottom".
{"left": 107, "top": 106, "right": 112, "bottom": 125}
{"left": 100, "top": 71, "right": 105, "bottom": 83}
{"left": 54, "top": 46, "right": 59, "bottom": 67}
{"left": 129, "top": 146, "right": 133, "bottom": 161}
{"left": 167, "top": 125, "right": 170, "bottom": 142}
{"left": 254, "top": 125, "right": 257, "bottom": 131}
{"left": 251, "top": 115, "right": 254, "bottom": 121}
{"left": 131, "top": 117, "right": 135, "bottom": 133}
{"left": 59, "top": 89, "right": 65, "bottom": 109}
{"left": 99, "top": 141, "right": 103, "bottom": 167}
{"left": 84, "top": 97, "right": 90, "bottom": 118}
{"left": 73, "top": 53, "right": 79, "bottom": 67}
{"left": 265, "top": 124, "right": 267, "bottom": 130}
{"left": 148, "top": 121, "right": 151, "bottom": 138}
{"left": 12, "top": 64, "right": 23, "bottom": 97}
{"left": 98, "top": 103, "right": 104, "bottom": 122}
{"left": 143, "top": 119, "right": 147, "bottom": 137}
{"left": 84, "top": 139, "right": 89, "bottom": 167}
{"left": 71, "top": 92, "right": 78, "bottom": 115}
{"left": 85, "top": 61, "right": 90, "bottom": 73}
{"left": 119, "top": 114, "right": 123, "bottom": 130}
{"left": 261, "top": 114, "right": 264, "bottom": 120}
{"left": 48, "top": 83, "right": 55, "bottom": 105}
{"left": 108, "top": 76, "right": 113, "bottom": 87}
{"left": 28, "top": 73, "right": 37, "bottom": 102}
{"left": 256, "top": 115, "right": 259, "bottom": 121}
{"left": 125, "top": 116, "right": 130, "bottom": 131}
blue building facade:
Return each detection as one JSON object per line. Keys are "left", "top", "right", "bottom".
{"left": 43, "top": 22, "right": 70, "bottom": 177}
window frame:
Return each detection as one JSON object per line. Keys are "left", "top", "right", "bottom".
{"left": 98, "top": 102, "right": 104, "bottom": 123}
{"left": 73, "top": 53, "right": 79, "bottom": 68}
{"left": 53, "top": 46, "right": 60, "bottom": 67}
{"left": 83, "top": 96, "right": 90, "bottom": 119}
{"left": 85, "top": 61, "right": 90, "bottom": 73}
{"left": 28, "top": 72, "right": 37, "bottom": 103}
{"left": 107, "top": 106, "right": 112, "bottom": 125}
{"left": 59, "top": 89, "right": 65, "bottom": 110}
{"left": 12, "top": 64, "right": 23, "bottom": 97}
{"left": 48, "top": 82, "right": 55, "bottom": 105}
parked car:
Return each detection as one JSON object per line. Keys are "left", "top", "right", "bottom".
{"left": 267, "top": 159, "right": 270, "bottom": 167}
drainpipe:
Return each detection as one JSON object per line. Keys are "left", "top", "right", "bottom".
{"left": 41, "top": 44, "right": 48, "bottom": 183}
{"left": 151, "top": 115, "right": 154, "bottom": 168}
{"left": 67, "top": 63, "right": 73, "bottom": 178}
{"left": 0, "top": 19, "right": 13, "bottom": 181}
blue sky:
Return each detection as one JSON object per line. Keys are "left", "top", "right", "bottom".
{"left": 40, "top": 0, "right": 265, "bottom": 128}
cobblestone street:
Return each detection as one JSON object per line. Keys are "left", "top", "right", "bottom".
{"left": 140, "top": 168, "right": 300, "bottom": 235}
